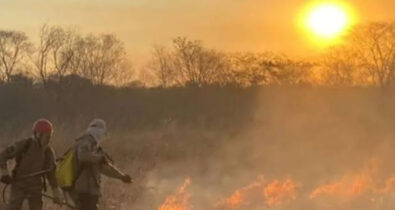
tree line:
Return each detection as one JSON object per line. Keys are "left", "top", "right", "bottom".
{"left": 0, "top": 22, "right": 394, "bottom": 89}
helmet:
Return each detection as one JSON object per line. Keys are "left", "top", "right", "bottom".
{"left": 33, "top": 119, "right": 53, "bottom": 134}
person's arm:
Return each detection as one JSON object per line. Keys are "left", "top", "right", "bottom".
{"left": 44, "top": 147, "right": 64, "bottom": 205}
{"left": 101, "top": 162, "right": 132, "bottom": 183}
{"left": 44, "top": 147, "right": 58, "bottom": 188}
{"left": 99, "top": 149, "right": 132, "bottom": 182}
{"left": 0, "top": 140, "right": 26, "bottom": 176}
{"left": 101, "top": 162, "right": 125, "bottom": 179}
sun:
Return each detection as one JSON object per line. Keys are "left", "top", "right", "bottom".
{"left": 301, "top": 2, "right": 353, "bottom": 42}
{"left": 308, "top": 4, "right": 348, "bottom": 38}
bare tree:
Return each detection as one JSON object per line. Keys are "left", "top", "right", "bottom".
{"left": 171, "top": 37, "right": 228, "bottom": 87}
{"left": 349, "top": 22, "right": 395, "bottom": 87}
{"left": 149, "top": 45, "right": 175, "bottom": 87}
{"left": 267, "top": 56, "right": 313, "bottom": 86}
{"left": 148, "top": 37, "right": 228, "bottom": 87}
{"left": 318, "top": 46, "right": 368, "bottom": 87}
{"left": 0, "top": 30, "right": 31, "bottom": 83}
{"left": 138, "top": 65, "right": 158, "bottom": 87}
{"left": 227, "top": 53, "right": 273, "bottom": 87}
{"left": 51, "top": 28, "right": 77, "bottom": 80}
{"left": 111, "top": 59, "right": 135, "bottom": 86}
{"left": 97, "top": 34, "right": 127, "bottom": 85}
{"left": 72, "top": 34, "right": 131, "bottom": 86}
{"left": 29, "top": 24, "right": 84, "bottom": 104}
{"left": 31, "top": 25, "right": 60, "bottom": 86}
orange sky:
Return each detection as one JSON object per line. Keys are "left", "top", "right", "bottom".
{"left": 1, "top": 0, "right": 394, "bottom": 64}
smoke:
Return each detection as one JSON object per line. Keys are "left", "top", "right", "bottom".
{"left": 29, "top": 87, "right": 395, "bottom": 210}
{"left": 144, "top": 88, "right": 395, "bottom": 210}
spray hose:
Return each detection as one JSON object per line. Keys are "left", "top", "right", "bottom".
{"left": 2, "top": 184, "right": 76, "bottom": 209}
{"left": 1, "top": 170, "right": 76, "bottom": 209}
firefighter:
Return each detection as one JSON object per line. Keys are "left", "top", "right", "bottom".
{"left": 0, "top": 119, "right": 63, "bottom": 210}
{"left": 72, "top": 118, "right": 132, "bottom": 210}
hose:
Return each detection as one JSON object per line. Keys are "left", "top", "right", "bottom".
{"left": 1, "top": 184, "right": 76, "bottom": 209}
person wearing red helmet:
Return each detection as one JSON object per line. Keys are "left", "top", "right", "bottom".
{"left": 0, "top": 119, "right": 63, "bottom": 210}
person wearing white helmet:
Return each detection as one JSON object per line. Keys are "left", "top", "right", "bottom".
{"left": 72, "top": 119, "right": 132, "bottom": 210}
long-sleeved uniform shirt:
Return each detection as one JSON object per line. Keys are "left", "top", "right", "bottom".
{"left": 73, "top": 134, "right": 126, "bottom": 195}
{"left": 0, "top": 137, "right": 57, "bottom": 191}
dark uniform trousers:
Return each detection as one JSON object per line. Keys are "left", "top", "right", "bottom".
{"left": 8, "top": 185, "right": 42, "bottom": 210}
{"left": 76, "top": 193, "right": 99, "bottom": 210}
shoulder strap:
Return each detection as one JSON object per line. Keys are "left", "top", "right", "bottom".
{"left": 43, "top": 147, "right": 54, "bottom": 168}
{"left": 21, "top": 138, "right": 33, "bottom": 155}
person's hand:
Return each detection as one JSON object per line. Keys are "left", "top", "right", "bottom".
{"left": 121, "top": 174, "right": 132, "bottom": 183}
{"left": 0, "top": 175, "right": 12, "bottom": 184}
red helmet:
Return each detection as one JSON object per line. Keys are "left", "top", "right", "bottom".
{"left": 33, "top": 119, "right": 53, "bottom": 134}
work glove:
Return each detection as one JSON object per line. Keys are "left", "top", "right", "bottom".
{"left": 121, "top": 174, "right": 132, "bottom": 183}
{"left": 0, "top": 174, "right": 12, "bottom": 184}
{"left": 52, "top": 188, "right": 64, "bottom": 206}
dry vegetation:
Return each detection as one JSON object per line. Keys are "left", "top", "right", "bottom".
{"left": 0, "top": 21, "right": 394, "bottom": 209}
{"left": 1, "top": 86, "right": 395, "bottom": 209}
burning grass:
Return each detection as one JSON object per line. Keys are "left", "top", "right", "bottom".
{"left": 158, "top": 178, "right": 192, "bottom": 210}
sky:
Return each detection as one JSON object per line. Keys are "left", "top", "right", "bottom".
{"left": 0, "top": 0, "right": 394, "bottom": 65}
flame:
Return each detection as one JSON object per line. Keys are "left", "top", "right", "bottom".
{"left": 224, "top": 191, "right": 243, "bottom": 208}
{"left": 310, "top": 174, "right": 373, "bottom": 199}
{"left": 310, "top": 159, "right": 378, "bottom": 199}
{"left": 375, "top": 176, "right": 395, "bottom": 195}
{"left": 155, "top": 159, "right": 395, "bottom": 209}
{"left": 263, "top": 178, "right": 298, "bottom": 207}
{"left": 216, "top": 176, "right": 298, "bottom": 209}
{"left": 216, "top": 176, "right": 265, "bottom": 209}
{"left": 158, "top": 178, "right": 192, "bottom": 210}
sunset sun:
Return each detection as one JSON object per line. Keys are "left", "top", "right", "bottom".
{"left": 304, "top": 3, "right": 352, "bottom": 41}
